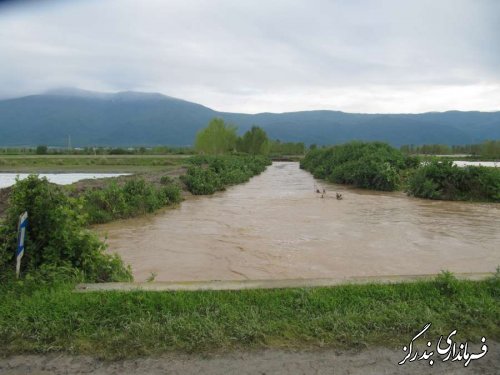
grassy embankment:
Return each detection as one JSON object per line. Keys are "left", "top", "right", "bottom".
{"left": 0, "top": 154, "right": 190, "bottom": 173}
{"left": 301, "top": 142, "right": 500, "bottom": 202}
{"left": 0, "top": 272, "right": 498, "bottom": 359}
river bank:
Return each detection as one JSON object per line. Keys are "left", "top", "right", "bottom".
{"left": 0, "top": 167, "right": 188, "bottom": 219}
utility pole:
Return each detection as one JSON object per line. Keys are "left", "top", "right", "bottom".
{"left": 67, "top": 135, "right": 72, "bottom": 151}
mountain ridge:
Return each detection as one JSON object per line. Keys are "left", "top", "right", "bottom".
{"left": 0, "top": 89, "right": 499, "bottom": 147}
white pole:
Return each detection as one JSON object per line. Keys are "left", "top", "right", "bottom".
{"left": 16, "top": 211, "right": 28, "bottom": 279}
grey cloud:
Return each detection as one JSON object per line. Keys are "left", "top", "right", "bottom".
{"left": 0, "top": 0, "right": 499, "bottom": 112}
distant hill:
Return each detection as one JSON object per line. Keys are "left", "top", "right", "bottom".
{"left": 0, "top": 88, "right": 499, "bottom": 147}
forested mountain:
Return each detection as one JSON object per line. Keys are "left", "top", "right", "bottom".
{"left": 0, "top": 88, "right": 499, "bottom": 147}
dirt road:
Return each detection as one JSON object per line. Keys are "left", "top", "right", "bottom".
{"left": 2, "top": 344, "right": 498, "bottom": 375}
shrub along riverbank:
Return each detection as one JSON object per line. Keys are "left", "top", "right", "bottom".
{"left": 300, "top": 142, "right": 500, "bottom": 202}
{"left": 0, "top": 176, "right": 132, "bottom": 282}
{"left": 81, "top": 177, "right": 182, "bottom": 224}
{"left": 407, "top": 159, "right": 500, "bottom": 201}
{"left": 181, "top": 155, "right": 271, "bottom": 195}
{"left": 0, "top": 272, "right": 498, "bottom": 359}
{"left": 300, "top": 142, "right": 418, "bottom": 191}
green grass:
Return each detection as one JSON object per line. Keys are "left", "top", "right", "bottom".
{"left": 0, "top": 155, "right": 191, "bottom": 172}
{"left": 0, "top": 275, "right": 498, "bottom": 359}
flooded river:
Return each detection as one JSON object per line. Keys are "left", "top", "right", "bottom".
{"left": 99, "top": 162, "right": 500, "bottom": 282}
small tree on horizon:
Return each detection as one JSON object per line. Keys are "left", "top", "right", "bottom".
{"left": 195, "top": 118, "right": 238, "bottom": 154}
{"left": 236, "top": 126, "right": 270, "bottom": 155}
{"left": 35, "top": 145, "right": 48, "bottom": 155}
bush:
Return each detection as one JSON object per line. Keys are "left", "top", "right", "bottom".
{"left": 0, "top": 175, "right": 131, "bottom": 282}
{"left": 82, "top": 178, "right": 182, "bottom": 224}
{"left": 434, "top": 271, "right": 460, "bottom": 297}
{"left": 406, "top": 160, "right": 500, "bottom": 202}
{"left": 35, "top": 145, "right": 48, "bottom": 155}
{"left": 81, "top": 182, "right": 128, "bottom": 223}
{"left": 300, "top": 142, "right": 407, "bottom": 191}
{"left": 181, "top": 155, "right": 271, "bottom": 195}
{"left": 161, "top": 184, "right": 182, "bottom": 204}
{"left": 159, "top": 175, "right": 174, "bottom": 185}
{"left": 181, "top": 166, "right": 223, "bottom": 195}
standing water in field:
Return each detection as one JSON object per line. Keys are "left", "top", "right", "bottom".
{"left": 0, "top": 173, "right": 130, "bottom": 188}
{"left": 98, "top": 162, "right": 500, "bottom": 282}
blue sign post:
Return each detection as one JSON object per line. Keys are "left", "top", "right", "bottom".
{"left": 16, "top": 211, "right": 28, "bottom": 278}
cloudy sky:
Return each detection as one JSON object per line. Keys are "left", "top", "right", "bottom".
{"left": 1, "top": 0, "right": 499, "bottom": 113}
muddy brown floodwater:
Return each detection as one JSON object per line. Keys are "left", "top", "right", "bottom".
{"left": 98, "top": 162, "right": 500, "bottom": 282}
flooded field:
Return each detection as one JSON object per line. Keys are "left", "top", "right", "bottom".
{"left": 99, "top": 162, "right": 500, "bottom": 282}
{"left": 0, "top": 173, "right": 129, "bottom": 188}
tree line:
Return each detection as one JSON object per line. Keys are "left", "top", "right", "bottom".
{"left": 194, "top": 118, "right": 305, "bottom": 156}
{"left": 400, "top": 140, "right": 500, "bottom": 158}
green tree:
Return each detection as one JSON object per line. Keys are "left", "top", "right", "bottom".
{"left": 35, "top": 145, "right": 48, "bottom": 155}
{"left": 269, "top": 141, "right": 305, "bottom": 155}
{"left": 481, "top": 140, "right": 500, "bottom": 159}
{"left": 237, "top": 126, "right": 270, "bottom": 155}
{"left": 195, "top": 118, "right": 237, "bottom": 154}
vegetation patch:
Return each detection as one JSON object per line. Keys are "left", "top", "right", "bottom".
{"left": 301, "top": 141, "right": 500, "bottom": 202}
{"left": 0, "top": 273, "right": 498, "bottom": 359}
{"left": 181, "top": 155, "right": 271, "bottom": 195}
{"left": 0, "top": 176, "right": 131, "bottom": 282}
{"left": 269, "top": 141, "right": 305, "bottom": 157}
{"left": 406, "top": 160, "right": 500, "bottom": 202}
{"left": 82, "top": 177, "right": 182, "bottom": 224}
{"left": 400, "top": 140, "right": 500, "bottom": 160}
{"left": 0, "top": 154, "right": 189, "bottom": 173}
{"left": 300, "top": 142, "right": 418, "bottom": 191}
